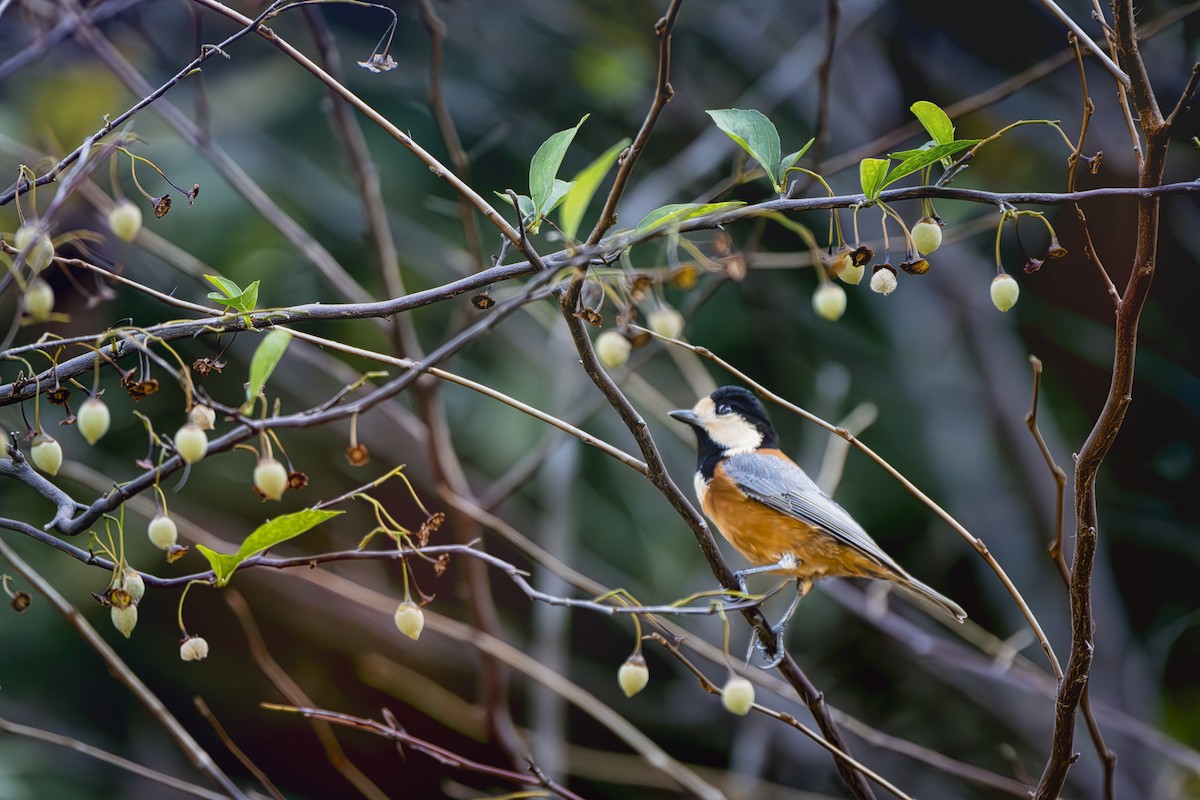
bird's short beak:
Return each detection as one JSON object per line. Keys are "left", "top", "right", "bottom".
{"left": 669, "top": 409, "right": 699, "bottom": 426}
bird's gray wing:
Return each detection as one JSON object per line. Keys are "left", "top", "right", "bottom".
{"left": 722, "top": 452, "right": 905, "bottom": 572}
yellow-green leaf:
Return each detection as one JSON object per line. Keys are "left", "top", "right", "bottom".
{"left": 197, "top": 509, "right": 342, "bottom": 587}
{"left": 910, "top": 101, "right": 955, "bottom": 145}
{"left": 559, "top": 138, "right": 629, "bottom": 241}
{"left": 244, "top": 329, "right": 291, "bottom": 410}
{"left": 529, "top": 114, "right": 589, "bottom": 213}
{"left": 859, "top": 158, "right": 890, "bottom": 201}
{"left": 634, "top": 202, "right": 745, "bottom": 234}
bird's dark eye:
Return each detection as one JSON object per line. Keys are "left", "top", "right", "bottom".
{"left": 716, "top": 403, "right": 732, "bottom": 416}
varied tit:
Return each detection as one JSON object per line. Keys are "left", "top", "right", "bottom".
{"left": 671, "top": 386, "right": 965, "bottom": 659}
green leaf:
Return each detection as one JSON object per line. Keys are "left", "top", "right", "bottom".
{"left": 204, "top": 274, "right": 242, "bottom": 299}
{"left": 495, "top": 191, "right": 537, "bottom": 222}
{"left": 542, "top": 179, "right": 576, "bottom": 216}
{"left": 910, "top": 101, "right": 955, "bottom": 145}
{"left": 559, "top": 138, "right": 629, "bottom": 241}
{"left": 707, "top": 109, "right": 784, "bottom": 190}
{"left": 882, "top": 139, "right": 980, "bottom": 187}
{"left": 859, "top": 157, "right": 891, "bottom": 200}
{"left": 529, "top": 114, "right": 589, "bottom": 212}
{"left": 634, "top": 202, "right": 745, "bottom": 234}
{"left": 207, "top": 280, "right": 259, "bottom": 313}
{"left": 197, "top": 509, "right": 342, "bottom": 586}
{"left": 244, "top": 328, "right": 291, "bottom": 409}
{"left": 779, "top": 137, "right": 815, "bottom": 177}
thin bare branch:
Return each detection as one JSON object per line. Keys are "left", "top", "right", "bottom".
{"left": 587, "top": 0, "right": 684, "bottom": 243}
{"left": 0, "top": 539, "right": 247, "bottom": 799}
{"left": 0, "top": 716, "right": 228, "bottom": 800}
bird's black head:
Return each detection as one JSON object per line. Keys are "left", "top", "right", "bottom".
{"left": 670, "top": 386, "right": 779, "bottom": 474}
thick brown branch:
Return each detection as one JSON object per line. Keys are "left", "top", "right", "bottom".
{"left": 1034, "top": 3, "right": 1170, "bottom": 795}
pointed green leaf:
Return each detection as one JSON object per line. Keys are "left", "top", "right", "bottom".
{"left": 244, "top": 328, "right": 291, "bottom": 409}
{"left": 882, "top": 139, "right": 981, "bottom": 187}
{"left": 859, "top": 157, "right": 891, "bottom": 200}
{"left": 206, "top": 280, "right": 259, "bottom": 312}
{"left": 634, "top": 202, "right": 745, "bottom": 234}
{"left": 910, "top": 101, "right": 955, "bottom": 145}
{"left": 529, "top": 114, "right": 589, "bottom": 212}
{"left": 197, "top": 509, "right": 342, "bottom": 586}
{"left": 779, "top": 137, "right": 815, "bottom": 177}
{"left": 204, "top": 274, "right": 242, "bottom": 298}
{"left": 707, "top": 109, "right": 784, "bottom": 190}
{"left": 495, "top": 191, "right": 537, "bottom": 221}
{"left": 559, "top": 138, "right": 629, "bottom": 241}
{"left": 195, "top": 544, "right": 241, "bottom": 586}
{"left": 542, "top": 179, "right": 576, "bottom": 216}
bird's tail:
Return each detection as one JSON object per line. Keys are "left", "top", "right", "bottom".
{"left": 894, "top": 574, "right": 967, "bottom": 622}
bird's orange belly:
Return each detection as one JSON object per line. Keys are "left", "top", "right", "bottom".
{"left": 702, "top": 489, "right": 882, "bottom": 580}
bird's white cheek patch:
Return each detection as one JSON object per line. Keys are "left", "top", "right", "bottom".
{"left": 690, "top": 397, "right": 763, "bottom": 455}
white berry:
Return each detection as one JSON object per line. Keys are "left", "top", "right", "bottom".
{"left": 22, "top": 278, "right": 55, "bottom": 320}
{"left": 393, "top": 601, "right": 425, "bottom": 640}
{"left": 147, "top": 514, "right": 179, "bottom": 550}
{"left": 991, "top": 273, "right": 1020, "bottom": 312}
{"left": 78, "top": 397, "right": 111, "bottom": 445}
{"left": 253, "top": 457, "right": 288, "bottom": 501}
{"left": 30, "top": 433, "right": 63, "bottom": 476}
{"left": 812, "top": 283, "right": 847, "bottom": 321}
{"left": 721, "top": 675, "right": 756, "bottom": 716}
{"left": 180, "top": 636, "right": 210, "bottom": 661}
{"left": 911, "top": 218, "right": 943, "bottom": 255}
{"left": 618, "top": 654, "right": 650, "bottom": 697}
{"left": 174, "top": 423, "right": 208, "bottom": 464}
{"left": 15, "top": 224, "right": 54, "bottom": 272}
{"left": 595, "top": 330, "right": 632, "bottom": 369}
{"left": 870, "top": 268, "right": 898, "bottom": 296}
{"left": 111, "top": 604, "right": 138, "bottom": 639}
{"left": 108, "top": 201, "right": 143, "bottom": 242}
{"left": 647, "top": 307, "right": 684, "bottom": 339}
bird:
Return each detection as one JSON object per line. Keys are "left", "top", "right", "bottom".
{"left": 670, "top": 385, "right": 965, "bottom": 662}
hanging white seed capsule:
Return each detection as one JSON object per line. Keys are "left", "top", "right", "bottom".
{"left": 180, "top": 636, "right": 210, "bottom": 661}
{"left": 122, "top": 570, "right": 146, "bottom": 604}
{"left": 111, "top": 604, "right": 138, "bottom": 639}
{"left": 30, "top": 433, "right": 63, "bottom": 476}
{"left": 174, "top": 423, "right": 208, "bottom": 464}
{"left": 189, "top": 404, "right": 216, "bottom": 430}
{"left": 647, "top": 306, "right": 684, "bottom": 339}
{"left": 107, "top": 200, "right": 143, "bottom": 242}
{"left": 721, "top": 675, "right": 756, "bottom": 716}
{"left": 618, "top": 654, "right": 650, "bottom": 697}
{"left": 77, "top": 397, "right": 111, "bottom": 445}
{"left": 393, "top": 600, "right": 425, "bottom": 640}
{"left": 812, "top": 283, "right": 847, "bottom": 321}
{"left": 911, "top": 217, "right": 943, "bottom": 255}
{"left": 870, "top": 266, "right": 898, "bottom": 296}
{"left": 253, "top": 457, "right": 288, "bottom": 501}
{"left": 15, "top": 224, "right": 54, "bottom": 272}
{"left": 990, "top": 273, "right": 1020, "bottom": 312}
{"left": 22, "top": 278, "right": 55, "bottom": 320}
{"left": 595, "top": 330, "right": 632, "bottom": 369}
{"left": 147, "top": 514, "right": 178, "bottom": 551}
